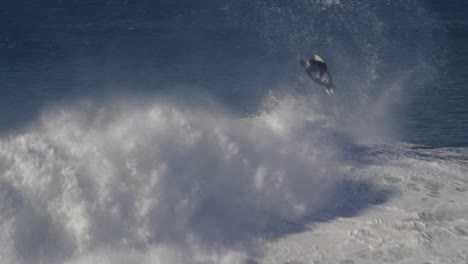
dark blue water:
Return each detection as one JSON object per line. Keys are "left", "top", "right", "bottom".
{"left": 1, "top": 0, "right": 467, "bottom": 146}
{"left": 401, "top": 0, "right": 468, "bottom": 147}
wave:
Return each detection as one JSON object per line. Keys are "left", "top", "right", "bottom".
{"left": 0, "top": 94, "right": 341, "bottom": 263}
{"left": 1, "top": 93, "right": 467, "bottom": 264}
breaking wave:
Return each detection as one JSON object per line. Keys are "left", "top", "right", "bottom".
{"left": 0, "top": 94, "right": 348, "bottom": 264}
{"left": 1, "top": 92, "right": 467, "bottom": 264}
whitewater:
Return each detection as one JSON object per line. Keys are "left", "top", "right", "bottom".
{"left": 0, "top": 93, "right": 467, "bottom": 264}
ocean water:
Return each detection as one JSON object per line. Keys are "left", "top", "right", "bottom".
{"left": 1, "top": 0, "right": 466, "bottom": 146}
{"left": 0, "top": 1, "right": 467, "bottom": 263}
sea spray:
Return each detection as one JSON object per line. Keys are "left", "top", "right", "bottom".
{"left": 0, "top": 94, "right": 341, "bottom": 264}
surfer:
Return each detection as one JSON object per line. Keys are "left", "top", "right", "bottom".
{"left": 300, "top": 54, "right": 335, "bottom": 95}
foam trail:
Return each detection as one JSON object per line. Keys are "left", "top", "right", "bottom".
{"left": 0, "top": 94, "right": 342, "bottom": 264}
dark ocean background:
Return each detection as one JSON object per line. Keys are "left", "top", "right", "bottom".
{"left": 1, "top": 0, "right": 466, "bottom": 147}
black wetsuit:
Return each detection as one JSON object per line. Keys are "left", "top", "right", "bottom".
{"left": 301, "top": 59, "right": 334, "bottom": 90}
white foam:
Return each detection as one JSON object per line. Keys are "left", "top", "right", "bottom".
{"left": 1, "top": 94, "right": 467, "bottom": 264}
{"left": 0, "top": 95, "right": 340, "bottom": 264}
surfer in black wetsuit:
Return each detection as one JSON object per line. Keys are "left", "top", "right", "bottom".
{"left": 300, "top": 54, "right": 335, "bottom": 95}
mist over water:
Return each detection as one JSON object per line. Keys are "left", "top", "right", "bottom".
{"left": 0, "top": 94, "right": 345, "bottom": 264}
{"left": 0, "top": 0, "right": 467, "bottom": 263}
